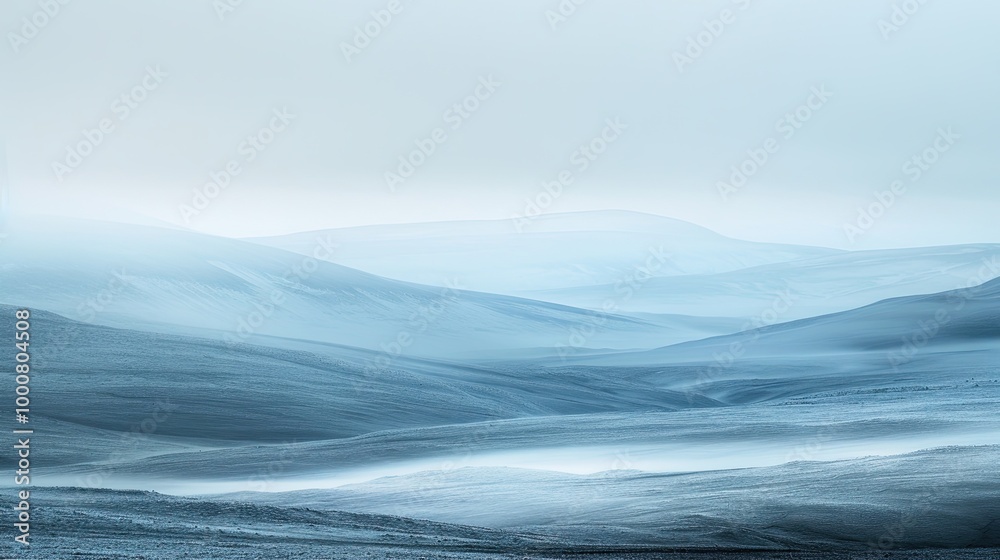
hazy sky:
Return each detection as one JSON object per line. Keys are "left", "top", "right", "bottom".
{"left": 1, "top": 0, "right": 997, "bottom": 249}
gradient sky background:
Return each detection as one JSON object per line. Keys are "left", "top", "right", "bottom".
{"left": 1, "top": 0, "right": 997, "bottom": 249}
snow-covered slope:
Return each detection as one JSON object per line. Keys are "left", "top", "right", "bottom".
{"left": 247, "top": 211, "right": 999, "bottom": 325}
{"left": 0, "top": 218, "right": 730, "bottom": 357}
{"left": 19, "top": 280, "right": 1000, "bottom": 492}
{"left": 49, "top": 378, "right": 1000, "bottom": 488}
{"left": 5, "top": 216, "right": 998, "bottom": 555}
{"left": 246, "top": 210, "right": 840, "bottom": 295}
{"left": 227, "top": 446, "right": 1000, "bottom": 550}
{"left": 573, "top": 276, "right": 1000, "bottom": 366}
{"left": 0, "top": 305, "right": 723, "bottom": 452}
{"left": 529, "top": 244, "right": 1000, "bottom": 319}
{"left": 3, "top": 487, "right": 555, "bottom": 559}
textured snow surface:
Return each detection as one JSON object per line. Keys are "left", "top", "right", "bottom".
{"left": 1, "top": 487, "right": 998, "bottom": 559}
{"left": 219, "top": 446, "right": 1000, "bottom": 549}
{"left": 0, "top": 216, "right": 998, "bottom": 556}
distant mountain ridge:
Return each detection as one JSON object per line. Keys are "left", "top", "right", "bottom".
{"left": 245, "top": 210, "right": 842, "bottom": 294}
{"left": 0, "top": 217, "right": 731, "bottom": 358}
